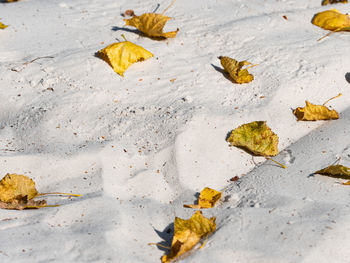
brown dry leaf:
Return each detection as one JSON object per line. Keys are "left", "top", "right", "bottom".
{"left": 161, "top": 211, "right": 216, "bottom": 262}
{"left": 98, "top": 37, "right": 153, "bottom": 76}
{"left": 184, "top": 187, "right": 222, "bottom": 209}
{"left": 227, "top": 121, "right": 279, "bottom": 156}
{"left": 124, "top": 9, "right": 135, "bottom": 17}
{"left": 312, "top": 9, "right": 350, "bottom": 31}
{"left": 124, "top": 13, "right": 179, "bottom": 38}
{"left": 293, "top": 101, "right": 339, "bottom": 121}
{"left": 322, "top": 0, "right": 348, "bottom": 6}
{"left": 0, "top": 197, "right": 47, "bottom": 210}
{"left": 219, "top": 56, "right": 256, "bottom": 84}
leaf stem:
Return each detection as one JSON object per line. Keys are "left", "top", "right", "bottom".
{"left": 322, "top": 93, "right": 342, "bottom": 106}
{"left": 267, "top": 158, "right": 286, "bottom": 169}
{"left": 148, "top": 243, "right": 171, "bottom": 249}
{"left": 37, "top": 192, "right": 81, "bottom": 197}
{"left": 161, "top": 0, "right": 177, "bottom": 15}
{"left": 318, "top": 27, "right": 342, "bottom": 42}
{"left": 245, "top": 64, "right": 258, "bottom": 70}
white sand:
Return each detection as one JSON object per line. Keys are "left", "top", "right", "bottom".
{"left": 0, "top": 0, "right": 350, "bottom": 262}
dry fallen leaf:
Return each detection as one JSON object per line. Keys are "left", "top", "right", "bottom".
{"left": 0, "top": 173, "right": 80, "bottom": 210}
{"left": 124, "top": 13, "right": 179, "bottom": 38}
{"left": 312, "top": 9, "right": 350, "bottom": 31}
{"left": 293, "top": 94, "right": 341, "bottom": 121}
{"left": 0, "top": 22, "right": 8, "bottom": 30}
{"left": 184, "top": 187, "right": 222, "bottom": 209}
{"left": 124, "top": 9, "right": 135, "bottom": 17}
{"left": 294, "top": 101, "right": 339, "bottom": 121}
{"left": 227, "top": 121, "right": 279, "bottom": 156}
{"left": 322, "top": 0, "right": 348, "bottom": 5}
{"left": 0, "top": 173, "right": 38, "bottom": 203}
{"left": 315, "top": 164, "right": 350, "bottom": 184}
{"left": 315, "top": 164, "right": 350, "bottom": 179}
{"left": 219, "top": 56, "right": 256, "bottom": 84}
{"left": 161, "top": 211, "right": 216, "bottom": 262}
{"left": 98, "top": 36, "right": 153, "bottom": 76}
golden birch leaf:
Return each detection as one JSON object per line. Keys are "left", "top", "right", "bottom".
{"left": 124, "top": 13, "right": 179, "bottom": 39}
{"left": 227, "top": 121, "right": 279, "bottom": 156}
{"left": 315, "top": 164, "right": 350, "bottom": 180}
{"left": 293, "top": 101, "right": 339, "bottom": 121}
{"left": 322, "top": 0, "right": 348, "bottom": 5}
{"left": 219, "top": 56, "right": 256, "bottom": 84}
{"left": 0, "top": 22, "right": 8, "bottom": 30}
{"left": 98, "top": 40, "right": 153, "bottom": 76}
{"left": 184, "top": 187, "right": 222, "bottom": 209}
{"left": 312, "top": 9, "right": 350, "bottom": 31}
{"left": 161, "top": 211, "right": 216, "bottom": 263}
{"left": 0, "top": 173, "right": 38, "bottom": 203}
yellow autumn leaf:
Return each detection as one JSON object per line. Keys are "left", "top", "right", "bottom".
{"left": 0, "top": 173, "right": 80, "bottom": 210}
{"left": 161, "top": 211, "right": 216, "bottom": 262}
{"left": 227, "top": 121, "right": 279, "bottom": 156}
{"left": 0, "top": 22, "right": 8, "bottom": 30}
{"left": 184, "top": 187, "right": 222, "bottom": 209}
{"left": 293, "top": 101, "right": 339, "bottom": 121}
{"left": 322, "top": 0, "right": 348, "bottom": 5}
{"left": 0, "top": 173, "right": 38, "bottom": 203}
{"left": 312, "top": 9, "right": 350, "bottom": 31}
{"left": 219, "top": 56, "right": 256, "bottom": 84}
{"left": 98, "top": 37, "right": 153, "bottom": 76}
{"left": 124, "top": 13, "right": 179, "bottom": 39}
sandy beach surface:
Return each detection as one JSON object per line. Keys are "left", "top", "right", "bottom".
{"left": 1, "top": 0, "right": 350, "bottom": 262}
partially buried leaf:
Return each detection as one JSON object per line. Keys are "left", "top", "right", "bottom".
{"left": 219, "top": 56, "right": 256, "bottom": 84}
{"left": 315, "top": 164, "right": 350, "bottom": 185}
{"left": 227, "top": 121, "right": 279, "bottom": 156}
{"left": 0, "top": 22, "right": 8, "bottom": 30}
{"left": 124, "top": 13, "right": 179, "bottom": 39}
{"left": 312, "top": 9, "right": 350, "bottom": 31}
{"left": 322, "top": 0, "right": 348, "bottom": 6}
{"left": 293, "top": 101, "right": 339, "bottom": 121}
{"left": 161, "top": 211, "right": 216, "bottom": 262}
{"left": 98, "top": 40, "right": 153, "bottom": 76}
{"left": 0, "top": 197, "right": 47, "bottom": 210}
{"left": 184, "top": 187, "right": 222, "bottom": 209}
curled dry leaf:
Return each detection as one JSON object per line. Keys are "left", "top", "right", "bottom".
{"left": 293, "top": 101, "right": 339, "bottom": 121}
{"left": 184, "top": 187, "right": 222, "bottom": 209}
{"left": 0, "top": 22, "right": 8, "bottom": 29}
{"left": 227, "top": 121, "right": 279, "bottom": 156}
{"left": 312, "top": 9, "right": 350, "bottom": 31}
{"left": 322, "top": 0, "right": 348, "bottom": 5}
{"left": 98, "top": 38, "right": 153, "bottom": 76}
{"left": 124, "top": 9, "right": 135, "bottom": 17}
{"left": 315, "top": 164, "right": 350, "bottom": 185}
{"left": 161, "top": 211, "right": 216, "bottom": 262}
{"left": 124, "top": 13, "right": 179, "bottom": 38}
{"left": 219, "top": 56, "right": 256, "bottom": 84}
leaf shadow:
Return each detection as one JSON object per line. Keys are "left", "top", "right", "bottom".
{"left": 211, "top": 64, "right": 232, "bottom": 82}
{"left": 345, "top": 72, "right": 350, "bottom": 84}
{"left": 111, "top": 26, "right": 168, "bottom": 41}
{"left": 153, "top": 223, "right": 174, "bottom": 252}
